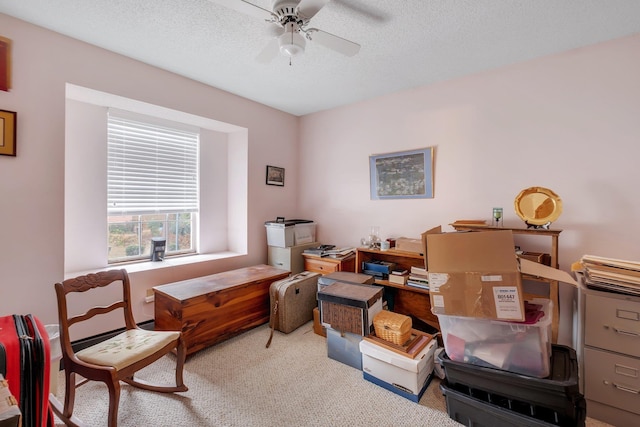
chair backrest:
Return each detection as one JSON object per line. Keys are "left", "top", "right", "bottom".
{"left": 54, "top": 269, "right": 137, "bottom": 357}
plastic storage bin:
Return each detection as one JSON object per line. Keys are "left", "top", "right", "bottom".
{"left": 265, "top": 218, "right": 315, "bottom": 247}
{"left": 437, "top": 298, "right": 552, "bottom": 377}
{"left": 46, "top": 324, "right": 61, "bottom": 394}
{"left": 326, "top": 327, "right": 363, "bottom": 370}
{"left": 440, "top": 381, "right": 560, "bottom": 427}
{"left": 439, "top": 344, "right": 586, "bottom": 426}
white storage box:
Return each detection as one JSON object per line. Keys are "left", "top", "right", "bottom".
{"left": 360, "top": 337, "right": 436, "bottom": 396}
{"left": 265, "top": 219, "right": 315, "bottom": 247}
{"left": 327, "top": 327, "right": 363, "bottom": 370}
{"left": 437, "top": 298, "right": 553, "bottom": 378}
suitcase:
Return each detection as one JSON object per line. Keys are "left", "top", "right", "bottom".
{"left": 265, "top": 271, "right": 320, "bottom": 348}
{"left": 0, "top": 315, "right": 53, "bottom": 427}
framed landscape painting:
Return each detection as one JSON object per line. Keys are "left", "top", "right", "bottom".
{"left": 369, "top": 147, "right": 433, "bottom": 200}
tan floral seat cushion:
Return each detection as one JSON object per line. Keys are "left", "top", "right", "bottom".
{"left": 76, "top": 329, "right": 180, "bottom": 370}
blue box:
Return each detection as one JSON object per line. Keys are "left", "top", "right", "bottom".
{"left": 326, "top": 327, "right": 362, "bottom": 370}
{"left": 363, "top": 371, "right": 433, "bottom": 403}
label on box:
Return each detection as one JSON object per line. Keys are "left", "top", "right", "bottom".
{"left": 492, "top": 286, "right": 523, "bottom": 320}
{"left": 427, "top": 273, "right": 448, "bottom": 291}
{"left": 432, "top": 294, "right": 445, "bottom": 308}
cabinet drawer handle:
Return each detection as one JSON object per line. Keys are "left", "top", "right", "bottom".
{"left": 612, "top": 326, "right": 640, "bottom": 337}
{"left": 613, "top": 383, "right": 640, "bottom": 394}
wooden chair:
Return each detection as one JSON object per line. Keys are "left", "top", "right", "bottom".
{"left": 50, "top": 269, "right": 188, "bottom": 427}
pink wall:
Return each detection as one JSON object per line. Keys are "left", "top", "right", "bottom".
{"left": 298, "top": 33, "right": 640, "bottom": 344}
{"left": 0, "top": 14, "right": 299, "bottom": 331}
{"left": 2, "top": 11, "right": 639, "bottom": 345}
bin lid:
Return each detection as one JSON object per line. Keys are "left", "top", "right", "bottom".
{"left": 264, "top": 218, "right": 313, "bottom": 226}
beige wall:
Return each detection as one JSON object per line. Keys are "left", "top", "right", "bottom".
{"left": 298, "top": 33, "right": 640, "bottom": 345}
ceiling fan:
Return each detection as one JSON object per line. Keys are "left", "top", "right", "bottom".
{"left": 210, "top": 0, "right": 361, "bottom": 63}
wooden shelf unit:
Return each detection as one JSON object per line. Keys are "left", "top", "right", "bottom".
{"left": 449, "top": 223, "right": 563, "bottom": 342}
{"left": 355, "top": 248, "right": 439, "bottom": 332}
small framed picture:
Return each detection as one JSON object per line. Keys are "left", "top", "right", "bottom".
{"left": 0, "top": 36, "right": 11, "bottom": 92}
{"left": 0, "top": 109, "right": 17, "bottom": 156}
{"left": 266, "top": 165, "right": 285, "bottom": 186}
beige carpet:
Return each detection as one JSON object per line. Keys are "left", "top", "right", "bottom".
{"left": 51, "top": 322, "right": 611, "bottom": 427}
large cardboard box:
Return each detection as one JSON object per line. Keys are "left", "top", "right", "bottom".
{"left": 420, "top": 225, "right": 442, "bottom": 270}
{"left": 426, "top": 230, "right": 577, "bottom": 322}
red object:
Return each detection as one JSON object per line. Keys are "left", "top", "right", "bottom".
{"left": 0, "top": 315, "right": 53, "bottom": 427}
{"left": 446, "top": 333, "right": 466, "bottom": 361}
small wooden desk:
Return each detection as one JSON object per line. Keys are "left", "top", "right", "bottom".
{"left": 356, "top": 248, "right": 439, "bottom": 332}
{"left": 153, "top": 264, "right": 289, "bottom": 356}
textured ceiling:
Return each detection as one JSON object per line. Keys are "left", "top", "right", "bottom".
{"left": 1, "top": 0, "right": 640, "bottom": 116}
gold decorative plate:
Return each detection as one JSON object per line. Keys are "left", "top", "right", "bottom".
{"left": 514, "top": 187, "right": 562, "bottom": 226}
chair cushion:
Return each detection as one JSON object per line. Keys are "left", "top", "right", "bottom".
{"left": 76, "top": 329, "right": 180, "bottom": 371}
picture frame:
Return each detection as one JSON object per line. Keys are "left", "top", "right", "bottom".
{"left": 369, "top": 147, "right": 434, "bottom": 200}
{"left": 0, "top": 36, "right": 11, "bottom": 92}
{"left": 0, "top": 109, "right": 17, "bottom": 156}
{"left": 266, "top": 165, "right": 285, "bottom": 186}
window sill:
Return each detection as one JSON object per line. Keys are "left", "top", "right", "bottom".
{"left": 64, "top": 251, "right": 242, "bottom": 279}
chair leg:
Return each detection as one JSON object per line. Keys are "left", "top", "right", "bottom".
{"left": 175, "top": 338, "right": 188, "bottom": 391}
{"left": 62, "top": 371, "right": 77, "bottom": 419}
{"left": 106, "top": 380, "right": 121, "bottom": 427}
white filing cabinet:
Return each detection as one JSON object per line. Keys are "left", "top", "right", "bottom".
{"left": 580, "top": 284, "right": 640, "bottom": 426}
{"left": 267, "top": 242, "right": 318, "bottom": 274}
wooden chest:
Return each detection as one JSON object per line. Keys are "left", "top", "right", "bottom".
{"left": 153, "top": 264, "right": 289, "bottom": 356}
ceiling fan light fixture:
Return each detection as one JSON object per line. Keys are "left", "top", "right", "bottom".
{"left": 278, "top": 24, "right": 305, "bottom": 57}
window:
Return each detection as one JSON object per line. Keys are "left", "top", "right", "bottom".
{"left": 107, "top": 114, "right": 199, "bottom": 263}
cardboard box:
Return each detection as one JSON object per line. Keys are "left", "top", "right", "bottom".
{"left": 518, "top": 251, "right": 551, "bottom": 266}
{"left": 395, "top": 237, "right": 423, "bottom": 254}
{"left": 0, "top": 376, "right": 22, "bottom": 427}
{"left": 360, "top": 337, "right": 436, "bottom": 396}
{"left": 420, "top": 225, "right": 442, "bottom": 270}
{"left": 318, "top": 282, "right": 384, "bottom": 336}
{"left": 426, "top": 230, "right": 577, "bottom": 322}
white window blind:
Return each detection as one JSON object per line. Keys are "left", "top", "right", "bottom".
{"left": 108, "top": 114, "right": 199, "bottom": 215}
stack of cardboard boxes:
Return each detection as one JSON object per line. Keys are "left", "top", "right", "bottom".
{"left": 426, "top": 229, "right": 586, "bottom": 426}
{"left": 317, "top": 272, "right": 438, "bottom": 402}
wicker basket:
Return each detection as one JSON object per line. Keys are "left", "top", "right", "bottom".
{"left": 373, "top": 311, "right": 412, "bottom": 345}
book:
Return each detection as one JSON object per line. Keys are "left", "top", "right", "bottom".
{"left": 410, "top": 266, "right": 428, "bottom": 276}
{"left": 388, "top": 273, "right": 408, "bottom": 285}
{"left": 303, "top": 244, "right": 336, "bottom": 256}
{"left": 321, "top": 247, "right": 355, "bottom": 258}
{"left": 406, "top": 281, "right": 429, "bottom": 290}
{"left": 391, "top": 269, "right": 408, "bottom": 275}
{"left": 407, "top": 275, "right": 428, "bottom": 284}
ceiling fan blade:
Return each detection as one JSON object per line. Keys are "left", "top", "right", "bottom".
{"left": 296, "top": 0, "right": 330, "bottom": 20}
{"left": 208, "top": 0, "right": 275, "bottom": 21}
{"left": 256, "top": 38, "right": 280, "bottom": 64}
{"left": 306, "top": 28, "right": 360, "bottom": 57}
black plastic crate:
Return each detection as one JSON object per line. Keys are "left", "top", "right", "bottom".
{"left": 440, "top": 381, "right": 565, "bottom": 427}
{"left": 439, "top": 344, "right": 585, "bottom": 425}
